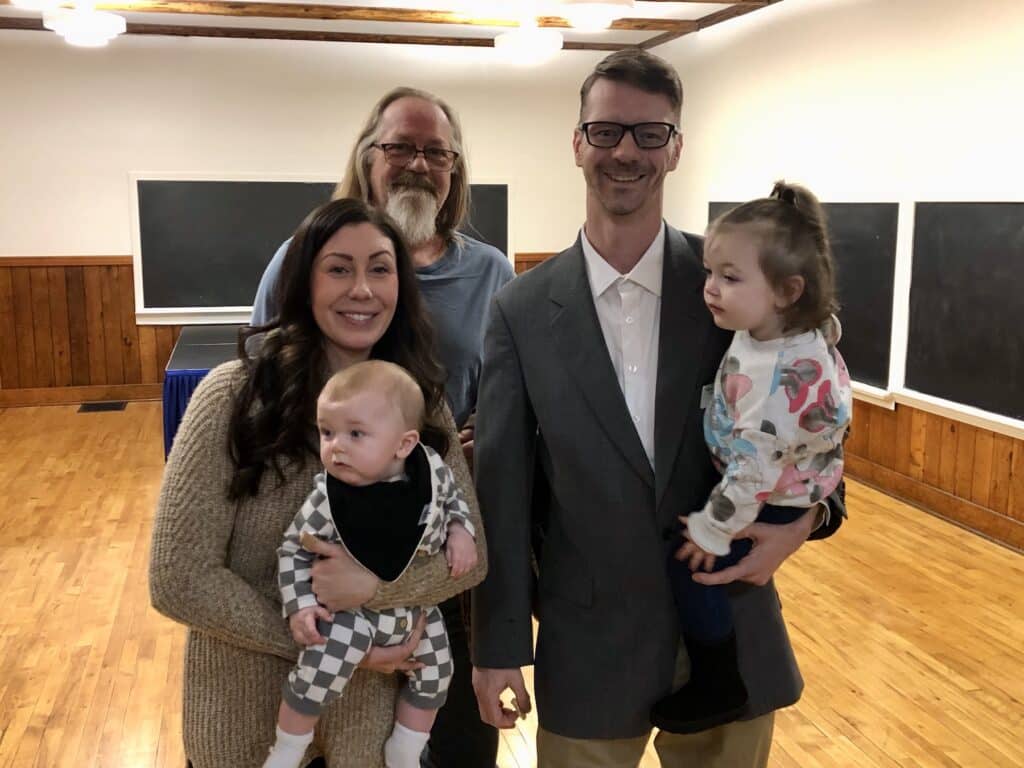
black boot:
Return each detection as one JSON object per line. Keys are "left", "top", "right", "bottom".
{"left": 650, "top": 632, "right": 749, "bottom": 734}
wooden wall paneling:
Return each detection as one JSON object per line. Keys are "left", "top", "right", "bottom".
{"left": 908, "top": 407, "right": 928, "bottom": 481}
{"left": 116, "top": 265, "right": 142, "bottom": 384}
{"left": 847, "top": 401, "right": 869, "bottom": 456}
{"left": 970, "top": 429, "right": 994, "bottom": 509}
{"left": 29, "top": 267, "right": 55, "bottom": 388}
{"left": 0, "top": 268, "right": 19, "bottom": 389}
{"left": 922, "top": 411, "right": 944, "bottom": 488}
{"left": 12, "top": 268, "right": 36, "bottom": 388}
{"left": 845, "top": 453, "right": 1024, "bottom": 551}
{"left": 953, "top": 422, "right": 977, "bottom": 500}
{"left": 0, "top": 384, "right": 163, "bottom": 407}
{"left": 1008, "top": 443, "right": 1024, "bottom": 524}
{"left": 64, "top": 267, "right": 91, "bottom": 387}
{"left": 46, "top": 267, "right": 73, "bottom": 387}
{"left": 881, "top": 407, "right": 900, "bottom": 470}
{"left": 988, "top": 434, "right": 1014, "bottom": 517}
{"left": 99, "top": 265, "right": 124, "bottom": 384}
{"left": 82, "top": 267, "right": 108, "bottom": 384}
{"left": 137, "top": 326, "right": 159, "bottom": 384}
{"left": 937, "top": 421, "right": 959, "bottom": 496}
{"left": 893, "top": 404, "right": 912, "bottom": 476}
{"left": 867, "top": 401, "right": 895, "bottom": 468}
{"left": 514, "top": 252, "right": 554, "bottom": 274}
{"left": 153, "top": 327, "right": 177, "bottom": 382}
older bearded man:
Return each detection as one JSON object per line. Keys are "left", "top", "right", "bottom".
{"left": 252, "top": 87, "right": 513, "bottom": 431}
{"left": 249, "top": 88, "right": 513, "bottom": 768}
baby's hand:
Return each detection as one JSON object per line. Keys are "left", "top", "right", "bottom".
{"left": 675, "top": 515, "right": 718, "bottom": 573}
{"left": 288, "top": 605, "right": 333, "bottom": 646}
{"left": 445, "top": 523, "right": 478, "bottom": 578}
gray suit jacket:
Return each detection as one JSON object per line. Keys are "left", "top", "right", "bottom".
{"left": 471, "top": 226, "right": 810, "bottom": 739}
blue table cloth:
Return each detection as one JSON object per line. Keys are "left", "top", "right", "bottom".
{"left": 162, "top": 326, "right": 242, "bottom": 458}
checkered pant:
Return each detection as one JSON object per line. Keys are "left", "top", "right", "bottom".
{"left": 282, "top": 605, "right": 451, "bottom": 716}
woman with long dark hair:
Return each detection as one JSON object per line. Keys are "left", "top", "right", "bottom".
{"left": 150, "top": 198, "right": 487, "bottom": 767}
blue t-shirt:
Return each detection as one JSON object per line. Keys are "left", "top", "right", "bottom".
{"left": 251, "top": 234, "right": 514, "bottom": 428}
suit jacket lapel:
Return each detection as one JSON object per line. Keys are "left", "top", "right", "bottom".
{"left": 549, "top": 239, "right": 655, "bottom": 490}
{"left": 655, "top": 227, "right": 711, "bottom": 513}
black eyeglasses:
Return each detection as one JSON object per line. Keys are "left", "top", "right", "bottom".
{"left": 371, "top": 142, "right": 460, "bottom": 171}
{"left": 578, "top": 122, "right": 678, "bottom": 149}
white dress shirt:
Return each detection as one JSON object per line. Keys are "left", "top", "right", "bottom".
{"left": 580, "top": 223, "right": 665, "bottom": 467}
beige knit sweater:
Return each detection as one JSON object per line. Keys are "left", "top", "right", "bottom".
{"left": 149, "top": 361, "right": 488, "bottom": 768}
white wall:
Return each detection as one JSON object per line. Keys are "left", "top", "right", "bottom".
{"left": 661, "top": 0, "right": 1024, "bottom": 232}
{"left": 656, "top": 0, "right": 1024, "bottom": 434}
{"left": 2, "top": 0, "right": 1022, "bottom": 257}
{"left": 0, "top": 32, "right": 604, "bottom": 257}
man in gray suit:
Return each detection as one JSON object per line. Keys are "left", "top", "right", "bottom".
{"left": 471, "top": 49, "right": 842, "bottom": 766}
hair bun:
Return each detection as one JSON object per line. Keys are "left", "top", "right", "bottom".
{"left": 770, "top": 180, "right": 797, "bottom": 205}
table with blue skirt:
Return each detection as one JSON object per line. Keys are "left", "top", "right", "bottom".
{"left": 163, "top": 325, "right": 243, "bottom": 458}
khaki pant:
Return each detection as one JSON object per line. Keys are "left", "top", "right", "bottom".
{"left": 536, "top": 712, "right": 774, "bottom": 768}
{"left": 536, "top": 641, "right": 775, "bottom": 768}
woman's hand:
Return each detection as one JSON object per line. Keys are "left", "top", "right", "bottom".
{"left": 359, "top": 612, "right": 427, "bottom": 674}
{"left": 304, "top": 534, "right": 380, "bottom": 612}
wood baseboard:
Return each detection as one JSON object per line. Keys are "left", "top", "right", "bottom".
{"left": 846, "top": 453, "right": 1024, "bottom": 552}
{"left": 0, "top": 384, "right": 162, "bottom": 407}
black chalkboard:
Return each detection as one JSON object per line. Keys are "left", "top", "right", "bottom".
{"left": 907, "top": 203, "right": 1024, "bottom": 420}
{"left": 709, "top": 202, "right": 898, "bottom": 389}
{"left": 461, "top": 183, "right": 508, "bottom": 257}
{"left": 138, "top": 180, "right": 335, "bottom": 308}
{"left": 137, "top": 179, "right": 509, "bottom": 310}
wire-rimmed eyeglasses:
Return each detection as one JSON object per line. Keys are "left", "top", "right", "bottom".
{"left": 371, "top": 142, "right": 460, "bottom": 171}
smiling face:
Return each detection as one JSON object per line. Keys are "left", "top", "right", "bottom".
{"left": 317, "top": 389, "right": 416, "bottom": 486}
{"left": 367, "top": 96, "right": 454, "bottom": 246}
{"left": 309, "top": 222, "right": 399, "bottom": 371}
{"left": 703, "top": 227, "right": 792, "bottom": 341}
{"left": 573, "top": 78, "right": 682, "bottom": 222}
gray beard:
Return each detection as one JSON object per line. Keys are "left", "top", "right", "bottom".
{"left": 385, "top": 187, "right": 439, "bottom": 247}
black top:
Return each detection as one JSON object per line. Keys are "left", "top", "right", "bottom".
{"left": 325, "top": 444, "right": 430, "bottom": 582}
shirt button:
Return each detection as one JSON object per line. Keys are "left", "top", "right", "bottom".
{"left": 628, "top": 364, "right": 638, "bottom": 373}
{"left": 625, "top": 316, "right": 634, "bottom": 324}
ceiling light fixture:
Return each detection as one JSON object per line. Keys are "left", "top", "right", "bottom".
{"left": 493, "top": 18, "right": 563, "bottom": 65}
{"left": 557, "top": 0, "right": 635, "bottom": 33}
{"left": 41, "top": 1, "right": 127, "bottom": 47}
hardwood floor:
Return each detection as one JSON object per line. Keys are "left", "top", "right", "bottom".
{"left": 0, "top": 402, "right": 1021, "bottom": 767}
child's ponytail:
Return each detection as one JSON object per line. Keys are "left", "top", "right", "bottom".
{"left": 710, "top": 181, "right": 838, "bottom": 332}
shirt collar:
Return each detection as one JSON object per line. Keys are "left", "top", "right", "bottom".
{"left": 581, "top": 222, "right": 666, "bottom": 299}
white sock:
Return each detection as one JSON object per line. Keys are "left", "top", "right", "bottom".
{"left": 383, "top": 721, "right": 431, "bottom": 768}
{"left": 261, "top": 725, "right": 314, "bottom": 768}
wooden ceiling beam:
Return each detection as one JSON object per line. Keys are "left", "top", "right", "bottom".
{"left": 0, "top": 0, "right": 695, "bottom": 32}
{"left": 640, "top": 1, "right": 766, "bottom": 4}
{"left": 641, "top": 0, "right": 778, "bottom": 49}
{"left": 0, "top": 16, "right": 626, "bottom": 50}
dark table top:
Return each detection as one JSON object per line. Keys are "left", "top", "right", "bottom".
{"left": 166, "top": 324, "right": 244, "bottom": 373}
{"left": 177, "top": 324, "right": 244, "bottom": 346}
